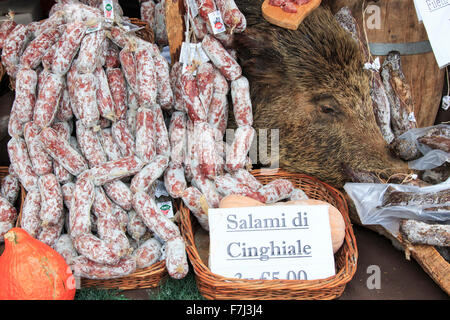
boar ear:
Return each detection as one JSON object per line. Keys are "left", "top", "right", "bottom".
{"left": 233, "top": 29, "right": 286, "bottom": 87}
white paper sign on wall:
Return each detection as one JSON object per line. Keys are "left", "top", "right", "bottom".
{"left": 208, "top": 205, "right": 336, "bottom": 281}
{"left": 414, "top": 0, "right": 450, "bottom": 68}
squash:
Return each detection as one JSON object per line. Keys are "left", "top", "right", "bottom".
{"left": 220, "top": 195, "right": 346, "bottom": 254}
{"left": 219, "top": 194, "right": 266, "bottom": 208}
{"left": 282, "top": 199, "right": 346, "bottom": 253}
{"left": 0, "top": 228, "right": 76, "bottom": 300}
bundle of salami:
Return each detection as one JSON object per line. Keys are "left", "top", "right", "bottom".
{"left": 1, "top": 0, "right": 190, "bottom": 280}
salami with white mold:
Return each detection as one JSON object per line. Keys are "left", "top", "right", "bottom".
{"left": 165, "top": 236, "right": 189, "bottom": 279}
{"left": 23, "top": 121, "right": 53, "bottom": 176}
{"left": 33, "top": 72, "right": 65, "bottom": 129}
{"left": 231, "top": 76, "right": 253, "bottom": 126}
{"left": 14, "top": 68, "right": 37, "bottom": 123}
{"left": 133, "top": 237, "right": 162, "bottom": 269}
{"left": 7, "top": 137, "right": 39, "bottom": 192}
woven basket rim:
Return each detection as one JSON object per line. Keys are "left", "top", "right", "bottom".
{"left": 179, "top": 170, "right": 359, "bottom": 297}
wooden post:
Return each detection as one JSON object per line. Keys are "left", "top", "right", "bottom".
{"left": 165, "top": 0, "right": 185, "bottom": 65}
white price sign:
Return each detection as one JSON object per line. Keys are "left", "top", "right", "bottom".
{"left": 208, "top": 205, "right": 336, "bottom": 281}
{"left": 413, "top": 0, "right": 450, "bottom": 68}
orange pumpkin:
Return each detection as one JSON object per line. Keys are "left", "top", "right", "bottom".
{"left": 0, "top": 228, "right": 76, "bottom": 300}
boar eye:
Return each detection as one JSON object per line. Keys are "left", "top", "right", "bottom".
{"left": 320, "top": 105, "right": 336, "bottom": 114}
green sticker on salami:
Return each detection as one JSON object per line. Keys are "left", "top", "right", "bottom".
{"left": 157, "top": 201, "right": 174, "bottom": 218}
{"left": 160, "top": 204, "right": 171, "bottom": 211}
{"left": 105, "top": 4, "right": 112, "bottom": 11}
{"left": 103, "top": 0, "right": 114, "bottom": 21}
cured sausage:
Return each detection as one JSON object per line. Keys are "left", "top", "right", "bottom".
{"left": 231, "top": 76, "right": 253, "bottom": 127}
{"left": 86, "top": 155, "right": 144, "bottom": 186}
{"left": 130, "top": 155, "right": 169, "bottom": 193}
{"left": 133, "top": 237, "right": 162, "bottom": 269}
{"left": 111, "top": 120, "right": 135, "bottom": 158}
{"left": 165, "top": 236, "right": 189, "bottom": 279}
{"left": 23, "top": 121, "right": 53, "bottom": 176}
{"left": 168, "top": 111, "right": 187, "bottom": 165}
{"left": 38, "top": 173, "right": 64, "bottom": 226}
{"left": 71, "top": 255, "right": 136, "bottom": 280}
{"left": 20, "top": 190, "right": 42, "bottom": 238}
{"left": 69, "top": 177, "right": 94, "bottom": 238}
{"left": 76, "top": 120, "right": 108, "bottom": 167}
{"left": 39, "top": 127, "right": 89, "bottom": 176}
{"left": 0, "top": 174, "right": 20, "bottom": 205}
{"left": 51, "top": 121, "right": 74, "bottom": 184}
{"left": 135, "top": 42, "right": 157, "bottom": 107}
{"left": 135, "top": 107, "right": 156, "bottom": 163}
{"left": 180, "top": 72, "right": 207, "bottom": 123}
{"left": 152, "top": 104, "right": 171, "bottom": 157}
{"left": 164, "top": 162, "right": 187, "bottom": 199}
{"left": 225, "top": 125, "right": 255, "bottom": 172}
{"left": 215, "top": 0, "right": 247, "bottom": 33}
{"left": 76, "top": 30, "right": 106, "bottom": 74}
{"left": 94, "top": 67, "right": 116, "bottom": 121}
{"left": 7, "top": 137, "right": 39, "bottom": 192}
{"left": 33, "top": 72, "right": 65, "bottom": 129}
{"left": 257, "top": 179, "right": 295, "bottom": 204}
{"left": 71, "top": 71, "right": 100, "bottom": 128}
{"left": 201, "top": 34, "right": 242, "bottom": 81}
{"left": 14, "top": 68, "right": 37, "bottom": 123}
{"left": 103, "top": 180, "right": 133, "bottom": 211}
{"left": 181, "top": 186, "right": 209, "bottom": 230}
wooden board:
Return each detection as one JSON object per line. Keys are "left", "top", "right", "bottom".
{"left": 327, "top": 0, "right": 445, "bottom": 128}
{"left": 165, "top": 0, "right": 185, "bottom": 65}
{"left": 262, "top": 0, "right": 322, "bottom": 30}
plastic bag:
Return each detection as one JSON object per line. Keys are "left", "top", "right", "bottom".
{"left": 343, "top": 179, "right": 450, "bottom": 236}
{"left": 396, "top": 124, "right": 450, "bottom": 170}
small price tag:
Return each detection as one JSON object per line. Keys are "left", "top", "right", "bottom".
{"left": 103, "top": 0, "right": 115, "bottom": 22}
{"left": 156, "top": 200, "right": 174, "bottom": 219}
{"left": 442, "top": 96, "right": 450, "bottom": 110}
{"left": 86, "top": 22, "right": 102, "bottom": 34}
{"left": 207, "top": 10, "right": 226, "bottom": 35}
{"left": 179, "top": 42, "right": 210, "bottom": 75}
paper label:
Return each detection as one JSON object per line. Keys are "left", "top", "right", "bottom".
{"left": 208, "top": 205, "right": 336, "bottom": 281}
{"left": 207, "top": 10, "right": 226, "bottom": 35}
{"left": 103, "top": 0, "right": 114, "bottom": 22}
{"left": 442, "top": 95, "right": 450, "bottom": 110}
{"left": 179, "top": 42, "right": 210, "bottom": 74}
{"left": 156, "top": 200, "right": 174, "bottom": 219}
{"left": 86, "top": 22, "right": 102, "bottom": 34}
{"left": 414, "top": 1, "right": 450, "bottom": 68}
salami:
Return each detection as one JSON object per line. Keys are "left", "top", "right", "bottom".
{"left": 61, "top": 182, "right": 75, "bottom": 210}
{"left": 1, "top": 24, "right": 32, "bottom": 77}
{"left": 76, "top": 120, "right": 107, "bottom": 167}
{"left": 232, "top": 168, "right": 263, "bottom": 191}
{"left": 54, "top": 234, "right": 78, "bottom": 265}
{"left": 154, "top": 0, "right": 168, "bottom": 45}
{"left": 23, "top": 121, "right": 53, "bottom": 176}
{"left": 195, "top": 0, "right": 217, "bottom": 22}
{"left": 94, "top": 66, "right": 116, "bottom": 121}
{"left": 69, "top": 177, "right": 95, "bottom": 238}
{"left": 103, "top": 180, "right": 133, "bottom": 211}
{"left": 201, "top": 34, "right": 242, "bottom": 81}
{"left": 231, "top": 76, "right": 253, "bottom": 127}
{"left": 133, "top": 237, "right": 162, "bottom": 269}
{"left": 0, "top": 174, "right": 19, "bottom": 205}
{"left": 107, "top": 67, "right": 128, "bottom": 120}
{"left": 130, "top": 155, "right": 169, "bottom": 193}
{"left": 140, "top": 1, "right": 156, "bottom": 31}
{"left": 164, "top": 162, "right": 187, "bottom": 199}
{"left": 135, "top": 107, "right": 156, "bottom": 163}
{"left": 196, "top": 64, "right": 215, "bottom": 116}
{"left": 132, "top": 191, "right": 180, "bottom": 242}
{"left": 96, "top": 209, "right": 131, "bottom": 258}
{"left": 257, "top": 179, "right": 295, "bottom": 204}
{"left": 51, "top": 121, "right": 75, "bottom": 184}
{"left": 111, "top": 120, "right": 135, "bottom": 157}
{"left": 8, "top": 105, "right": 24, "bottom": 138}
{"left": 119, "top": 44, "right": 138, "bottom": 94}
{"left": 180, "top": 72, "right": 207, "bottom": 122}
{"left": 20, "top": 25, "right": 62, "bottom": 69}
{"left": 152, "top": 104, "right": 171, "bottom": 157}
{"left": 71, "top": 255, "right": 136, "bottom": 280}
{"left": 214, "top": 174, "right": 263, "bottom": 201}
{"left": 127, "top": 210, "right": 148, "bottom": 242}
{"left": 104, "top": 39, "right": 121, "bottom": 69}
{"left": 290, "top": 188, "right": 309, "bottom": 201}
{"left": 151, "top": 45, "right": 174, "bottom": 110}
{"left": 72, "top": 233, "right": 121, "bottom": 265}
{"left": 191, "top": 175, "right": 221, "bottom": 208}
{"left": 135, "top": 43, "right": 157, "bottom": 107}
{"left": 0, "top": 19, "right": 17, "bottom": 49}
{"left": 76, "top": 30, "right": 106, "bottom": 74}
{"left": 21, "top": 190, "right": 42, "bottom": 238}
{"left": 86, "top": 155, "right": 144, "bottom": 186}
{"left": 33, "top": 72, "right": 65, "bottom": 129}
{"left": 225, "top": 125, "right": 255, "bottom": 172}
{"left": 71, "top": 71, "right": 100, "bottom": 129}
{"left": 7, "top": 137, "right": 39, "bottom": 192}
{"left": 181, "top": 186, "right": 209, "bottom": 230}
{"left": 215, "top": 0, "right": 247, "bottom": 33}
{"left": 99, "top": 127, "right": 122, "bottom": 161}
{"left": 37, "top": 213, "right": 64, "bottom": 248}
{"left": 170, "top": 62, "right": 185, "bottom": 112}
{"left": 52, "top": 21, "right": 87, "bottom": 75}
{"left": 39, "top": 127, "right": 89, "bottom": 176}
{"left": 14, "top": 68, "right": 37, "bottom": 123}
{"left": 0, "top": 196, "right": 17, "bottom": 224}
{"left": 38, "top": 174, "right": 63, "bottom": 226}
{"left": 165, "top": 236, "right": 189, "bottom": 279}
{"left": 56, "top": 83, "right": 74, "bottom": 122}
{"left": 168, "top": 111, "right": 187, "bottom": 165}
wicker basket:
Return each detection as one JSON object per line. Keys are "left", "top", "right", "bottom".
{"left": 179, "top": 169, "right": 359, "bottom": 300}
